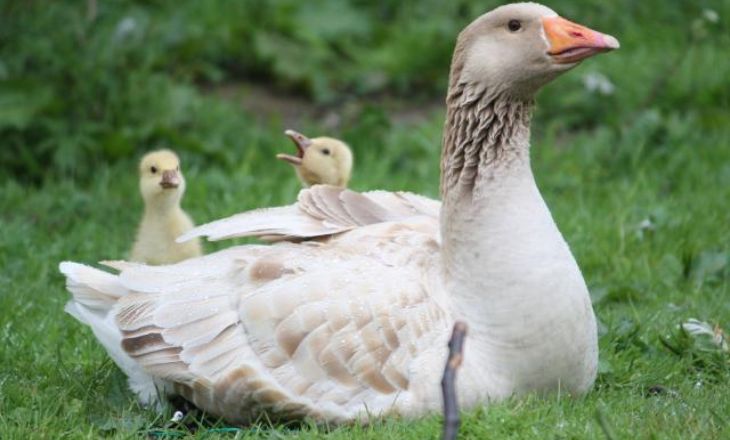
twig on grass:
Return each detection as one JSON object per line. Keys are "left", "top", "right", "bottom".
{"left": 441, "top": 321, "right": 468, "bottom": 440}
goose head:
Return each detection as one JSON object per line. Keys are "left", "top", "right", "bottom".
{"left": 277, "top": 129, "right": 353, "bottom": 188}
{"left": 138, "top": 150, "right": 186, "bottom": 206}
{"left": 452, "top": 2, "right": 619, "bottom": 99}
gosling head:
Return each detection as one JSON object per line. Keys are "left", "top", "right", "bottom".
{"left": 138, "top": 149, "right": 185, "bottom": 206}
{"left": 451, "top": 2, "right": 619, "bottom": 99}
{"left": 277, "top": 129, "right": 353, "bottom": 188}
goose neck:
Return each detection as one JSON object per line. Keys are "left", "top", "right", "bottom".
{"left": 440, "top": 83, "right": 534, "bottom": 200}
{"left": 438, "top": 82, "right": 551, "bottom": 324}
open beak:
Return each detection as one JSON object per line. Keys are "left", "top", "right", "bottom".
{"left": 277, "top": 129, "right": 312, "bottom": 166}
{"left": 543, "top": 16, "right": 619, "bottom": 64}
{"left": 160, "top": 170, "right": 180, "bottom": 189}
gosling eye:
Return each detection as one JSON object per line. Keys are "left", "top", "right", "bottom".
{"left": 321, "top": 148, "right": 331, "bottom": 156}
{"left": 150, "top": 166, "right": 158, "bottom": 174}
{"left": 176, "top": 165, "right": 180, "bottom": 171}
{"left": 507, "top": 19, "right": 522, "bottom": 32}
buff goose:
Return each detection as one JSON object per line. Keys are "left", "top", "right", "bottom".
{"left": 277, "top": 129, "right": 354, "bottom": 188}
{"left": 60, "top": 3, "right": 618, "bottom": 425}
{"left": 130, "top": 150, "right": 202, "bottom": 265}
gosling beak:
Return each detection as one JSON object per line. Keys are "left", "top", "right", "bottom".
{"left": 277, "top": 129, "right": 312, "bottom": 166}
{"left": 160, "top": 170, "right": 180, "bottom": 189}
{"left": 543, "top": 16, "right": 619, "bottom": 64}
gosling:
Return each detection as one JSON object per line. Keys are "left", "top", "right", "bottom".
{"left": 277, "top": 129, "right": 353, "bottom": 188}
{"left": 130, "top": 150, "right": 202, "bottom": 265}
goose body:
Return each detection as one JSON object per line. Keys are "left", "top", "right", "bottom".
{"left": 60, "top": 3, "right": 618, "bottom": 425}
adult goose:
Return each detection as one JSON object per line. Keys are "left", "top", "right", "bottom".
{"left": 60, "top": 3, "right": 618, "bottom": 425}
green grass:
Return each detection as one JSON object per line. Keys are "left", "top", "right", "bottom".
{"left": 2, "top": 0, "right": 730, "bottom": 438}
{"left": 1, "top": 104, "right": 729, "bottom": 438}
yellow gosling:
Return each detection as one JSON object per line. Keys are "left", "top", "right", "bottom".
{"left": 277, "top": 129, "right": 353, "bottom": 188}
{"left": 130, "top": 150, "right": 202, "bottom": 264}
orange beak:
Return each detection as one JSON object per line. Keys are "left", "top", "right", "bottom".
{"left": 542, "top": 16, "right": 619, "bottom": 64}
{"left": 277, "top": 129, "right": 312, "bottom": 166}
{"left": 160, "top": 170, "right": 180, "bottom": 189}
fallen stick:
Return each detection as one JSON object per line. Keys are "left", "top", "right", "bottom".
{"left": 441, "top": 321, "right": 468, "bottom": 440}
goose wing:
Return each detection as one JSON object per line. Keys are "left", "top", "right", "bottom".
{"left": 114, "top": 220, "right": 449, "bottom": 423}
{"left": 178, "top": 185, "right": 441, "bottom": 243}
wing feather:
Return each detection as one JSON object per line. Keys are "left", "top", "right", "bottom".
{"left": 177, "top": 205, "right": 349, "bottom": 243}
{"left": 180, "top": 185, "right": 441, "bottom": 243}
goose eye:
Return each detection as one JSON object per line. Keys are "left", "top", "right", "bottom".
{"left": 508, "top": 19, "right": 522, "bottom": 32}
{"left": 150, "top": 166, "right": 158, "bottom": 174}
{"left": 321, "top": 148, "right": 331, "bottom": 156}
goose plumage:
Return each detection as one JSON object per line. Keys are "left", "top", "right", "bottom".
{"left": 60, "top": 3, "right": 618, "bottom": 425}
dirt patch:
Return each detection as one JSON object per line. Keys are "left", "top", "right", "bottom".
{"left": 207, "top": 82, "right": 443, "bottom": 130}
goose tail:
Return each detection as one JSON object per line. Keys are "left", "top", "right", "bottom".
{"left": 59, "top": 261, "right": 159, "bottom": 405}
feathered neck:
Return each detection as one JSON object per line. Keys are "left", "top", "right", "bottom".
{"left": 440, "top": 81, "right": 533, "bottom": 201}
{"left": 437, "top": 79, "right": 594, "bottom": 404}
{"left": 438, "top": 78, "right": 542, "bottom": 342}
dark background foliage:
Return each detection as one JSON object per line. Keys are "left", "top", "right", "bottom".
{"left": 1, "top": 0, "right": 728, "bottom": 182}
